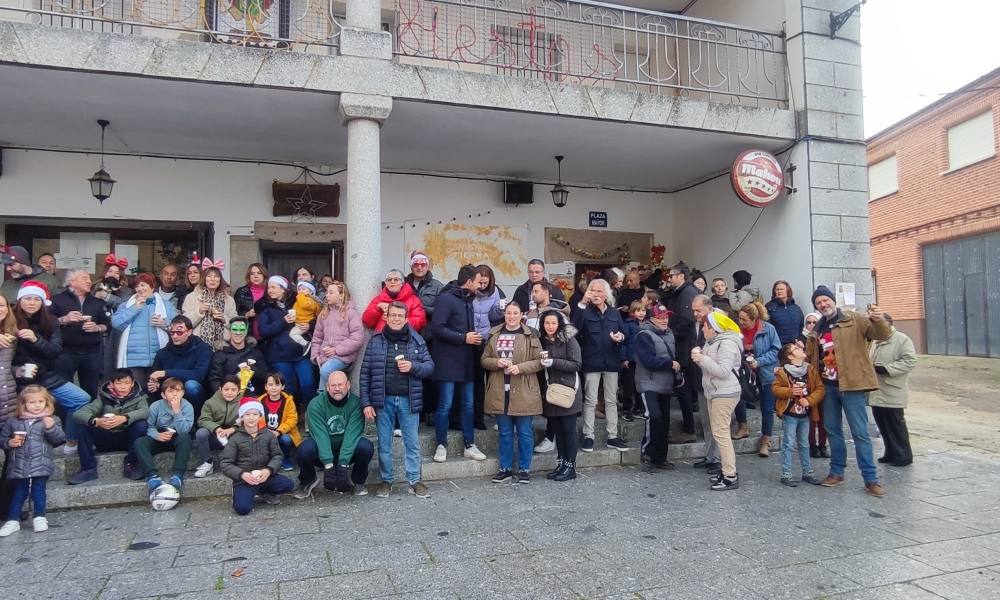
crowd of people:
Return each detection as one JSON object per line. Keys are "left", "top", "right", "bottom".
{"left": 0, "top": 243, "right": 919, "bottom": 531}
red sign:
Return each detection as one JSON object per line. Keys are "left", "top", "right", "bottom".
{"left": 731, "top": 150, "right": 784, "bottom": 207}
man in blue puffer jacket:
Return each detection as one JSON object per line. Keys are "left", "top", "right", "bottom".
{"left": 360, "top": 301, "right": 434, "bottom": 498}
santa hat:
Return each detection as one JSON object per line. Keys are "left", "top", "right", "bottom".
{"left": 17, "top": 280, "right": 52, "bottom": 306}
{"left": 238, "top": 399, "right": 264, "bottom": 419}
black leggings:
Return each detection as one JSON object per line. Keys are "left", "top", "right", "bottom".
{"left": 550, "top": 415, "right": 578, "bottom": 464}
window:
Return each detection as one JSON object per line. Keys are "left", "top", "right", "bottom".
{"left": 868, "top": 154, "right": 898, "bottom": 201}
{"left": 947, "top": 110, "right": 995, "bottom": 171}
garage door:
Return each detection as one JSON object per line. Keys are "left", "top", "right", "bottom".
{"left": 922, "top": 231, "right": 1000, "bottom": 357}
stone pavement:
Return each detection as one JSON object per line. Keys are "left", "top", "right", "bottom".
{"left": 4, "top": 439, "right": 1000, "bottom": 600}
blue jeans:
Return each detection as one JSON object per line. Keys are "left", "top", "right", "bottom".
{"left": 759, "top": 383, "right": 775, "bottom": 436}
{"left": 8, "top": 476, "right": 48, "bottom": 520}
{"left": 50, "top": 381, "right": 90, "bottom": 442}
{"left": 317, "top": 358, "right": 350, "bottom": 392}
{"left": 823, "top": 384, "right": 878, "bottom": 483}
{"left": 376, "top": 395, "right": 421, "bottom": 485}
{"left": 232, "top": 474, "right": 295, "bottom": 515}
{"left": 278, "top": 434, "right": 295, "bottom": 465}
{"left": 435, "top": 381, "right": 474, "bottom": 447}
{"left": 780, "top": 416, "right": 812, "bottom": 478}
{"left": 496, "top": 414, "right": 534, "bottom": 471}
{"left": 184, "top": 380, "right": 206, "bottom": 416}
{"left": 272, "top": 359, "right": 316, "bottom": 403}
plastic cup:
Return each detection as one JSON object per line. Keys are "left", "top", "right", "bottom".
{"left": 287, "top": 309, "right": 297, "bottom": 318}
{"left": 81, "top": 315, "right": 92, "bottom": 322}
{"left": 23, "top": 363, "right": 38, "bottom": 378}
{"left": 13, "top": 431, "right": 26, "bottom": 442}
{"left": 394, "top": 355, "right": 405, "bottom": 362}
{"left": 103, "top": 413, "right": 115, "bottom": 419}
{"left": 539, "top": 351, "right": 549, "bottom": 359}
{"left": 251, "top": 470, "right": 262, "bottom": 479}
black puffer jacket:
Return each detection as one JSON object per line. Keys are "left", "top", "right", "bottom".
{"left": 12, "top": 315, "right": 67, "bottom": 391}
{"left": 207, "top": 338, "right": 269, "bottom": 394}
{"left": 540, "top": 324, "right": 583, "bottom": 417}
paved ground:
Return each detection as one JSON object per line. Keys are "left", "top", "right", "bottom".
{"left": 4, "top": 356, "right": 1000, "bottom": 600}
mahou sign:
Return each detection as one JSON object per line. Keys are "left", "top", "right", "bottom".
{"left": 731, "top": 149, "right": 784, "bottom": 208}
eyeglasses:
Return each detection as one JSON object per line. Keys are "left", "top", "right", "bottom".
{"left": 168, "top": 328, "right": 189, "bottom": 336}
{"left": 385, "top": 277, "right": 402, "bottom": 282}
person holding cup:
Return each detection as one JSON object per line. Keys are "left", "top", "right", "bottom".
{"left": 51, "top": 269, "right": 111, "bottom": 399}
{"left": 182, "top": 264, "right": 236, "bottom": 348}
{"left": 134, "top": 377, "right": 194, "bottom": 493}
{"left": 220, "top": 400, "right": 295, "bottom": 515}
{"left": 257, "top": 276, "right": 315, "bottom": 404}
{"left": 111, "top": 272, "right": 176, "bottom": 386}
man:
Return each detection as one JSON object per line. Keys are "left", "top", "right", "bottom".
{"left": 148, "top": 315, "right": 213, "bottom": 414}
{"left": 430, "top": 264, "right": 488, "bottom": 463}
{"left": 360, "top": 301, "right": 435, "bottom": 498}
{"left": 616, "top": 270, "right": 646, "bottom": 315}
{"left": 362, "top": 269, "right": 427, "bottom": 333}
{"left": 404, "top": 251, "right": 444, "bottom": 323}
{"left": 869, "top": 314, "right": 917, "bottom": 468}
{"left": 156, "top": 262, "right": 188, "bottom": 310}
{"left": 37, "top": 253, "right": 56, "bottom": 275}
{"left": 691, "top": 294, "right": 721, "bottom": 472}
{"left": 634, "top": 305, "right": 681, "bottom": 470}
{"left": 1, "top": 245, "right": 61, "bottom": 302}
{"left": 806, "top": 285, "right": 891, "bottom": 497}
{"left": 511, "top": 259, "right": 565, "bottom": 312}
{"left": 293, "top": 370, "right": 373, "bottom": 499}
{"left": 663, "top": 262, "right": 698, "bottom": 444}
{"left": 525, "top": 280, "right": 570, "bottom": 332}
{"left": 207, "top": 316, "right": 268, "bottom": 394}
{"left": 69, "top": 369, "right": 150, "bottom": 484}
{"left": 49, "top": 269, "right": 111, "bottom": 398}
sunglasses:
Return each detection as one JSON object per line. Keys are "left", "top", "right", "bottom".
{"left": 168, "top": 328, "right": 189, "bottom": 336}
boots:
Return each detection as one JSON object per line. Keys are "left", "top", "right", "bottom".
{"left": 758, "top": 435, "right": 771, "bottom": 458}
{"left": 546, "top": 459, "right": 565, "bottom": 480}
{"left": 731, "top": 423, "right": 749, "bottom": 440}
{"left": 553, "top": 461, "right": 576, "bottom": 481}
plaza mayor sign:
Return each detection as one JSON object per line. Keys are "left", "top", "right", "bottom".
{"left": 731, "top": 149, "right": 784, "bottom": 208}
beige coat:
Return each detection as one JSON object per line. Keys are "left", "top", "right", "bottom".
{"left": 481, "top": 324, "right": 543, "bottom": 416}
{"left": 806, "top": 310, "right": 891, "bottom": 392}
{"left": 868, "top": 329, "right": 918, "bottom": 408}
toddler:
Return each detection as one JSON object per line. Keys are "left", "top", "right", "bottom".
{"left": 288, "top": 281, "right": 321, "bottom": 350}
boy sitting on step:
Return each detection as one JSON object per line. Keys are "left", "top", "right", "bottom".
{"left": 135, "top": 377, "right": 194, "bottom": 493}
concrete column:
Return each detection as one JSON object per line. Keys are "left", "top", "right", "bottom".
{"left": 346, "top": 0, "right": 380, "bottom": 29}
{"left": 341, "top": 0, "right": 392, "bottom": 59}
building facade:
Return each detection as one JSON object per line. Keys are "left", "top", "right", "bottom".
{"left": 868, "top": 68, "right": 999, "bottom": 356}
{"left": 1, "top": 0, "right": 871, "bottom": 309}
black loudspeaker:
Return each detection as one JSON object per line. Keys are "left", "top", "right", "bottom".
{"left": 503, "top": 181, "right": 533, "bottom": 205}
{"left": 0, "top": 148, "right": 3, "bottom": 179}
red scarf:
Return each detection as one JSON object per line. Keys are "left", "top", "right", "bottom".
{"left": 741, "top": 321, "right": 760, "bottom": 351}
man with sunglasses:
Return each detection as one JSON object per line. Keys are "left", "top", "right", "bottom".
{"left": 207, "top": 317, "right": 269, "bottom": 394}
{"left": 148, "top": 315, "right": 213, "bottom": 415}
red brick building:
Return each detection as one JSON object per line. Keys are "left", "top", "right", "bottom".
{"left": 867, "top": 67, "right": 1000, "bottom": 356}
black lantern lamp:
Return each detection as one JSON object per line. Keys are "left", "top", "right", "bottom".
{"left": 88, "top": 119, "right": 115, "bottom": 203}
{"left": 550, "top": 155, "right": 569, "bottom": 208}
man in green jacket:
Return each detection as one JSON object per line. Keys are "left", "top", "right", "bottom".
{"left": 293, "top": 370, "right": 373, "bottom": 499}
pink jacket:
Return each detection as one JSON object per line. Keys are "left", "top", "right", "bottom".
{"left": 310, "top": 301, "right": 364, "bottom": 366}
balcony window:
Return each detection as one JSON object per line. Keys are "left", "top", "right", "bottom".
{"left": 868, "top": 154, "right": 898, "bottom": 201}
{"left": 947, "top": 110, "right": 995, "bottom": 172}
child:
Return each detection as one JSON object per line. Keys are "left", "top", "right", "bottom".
{"left": 135, "top": 377, "right": 194, "bottom": 493}
{"left": 0, "top": 385, "right": 65, "bottom": 536}
{"left": 773, "top": 343, "right": 825, "bottom": 487}
{"left": 220, "top": 400, "right": 295, "bottom": 515}
{"left": 621, "top": 300, "right": 647, "bottom": 421}
{"left": 288, "top": 281, "right": 321, "bottom": 351}
{"left": 642, "top": 290, "right": 660, "bottom": 309}
{"left": 257, "top": 371, "right": 301, "bottom": 471}
{"left": 193, "top": 375, "right": 242, "bottom": 478}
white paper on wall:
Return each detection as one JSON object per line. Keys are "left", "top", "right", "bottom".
{"left": 835, "top": 282, "right": 856, "bottom": 310}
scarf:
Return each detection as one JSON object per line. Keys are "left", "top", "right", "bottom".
{"left": 783, "top": 362, "right": 809, "bottom": 379}
{"left": 741, "top": 321, "right": 760, "bottom": 352}
{"left": 117, "top": 294, "right": 169, "bottom": 368}
{"left": 198, "top": 288, "right": 227, "bottom": 346}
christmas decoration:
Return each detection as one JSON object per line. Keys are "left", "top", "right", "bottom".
{"left": 551, "top": 234, "right": 630, "bottom": 262}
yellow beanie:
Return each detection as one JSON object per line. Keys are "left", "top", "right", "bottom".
{"left": 707, "top": 311, "right": 740, "bottom": 334}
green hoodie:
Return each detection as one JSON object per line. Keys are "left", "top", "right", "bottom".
{"left": 306, "top": 391, "right": 364, "bottom": 466}
{"left": 198, "top": 389, "right": 241, "bottom": 433}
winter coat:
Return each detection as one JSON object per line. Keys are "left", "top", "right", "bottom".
{"left": 256, "top": 391, "right": 301, "bottom": 445}
{"left": 615, "top": 285, "right": 647, "bottom": 313}
{"left": 197, "top": 390, "right": 240, "bottom": 433}
{"left": 699, "top": 331, "right": 743, "bottom": 399}
{"left": 512, "top": 279, "right": 564, "bottom": 313}
{"left": 868, "top": 328, "right": 918, "bottom": 408}
{"left": 665, "top": 281, "right": 699, "bottom": 361}
{"left": 727, "top": 288, "right": 756, "bottom": 312}
{"left": 151, "top": 336, "right": 212, "bottom": 383}
{"left": 233, "top": 284, "right": 263, "bottom": 316}
{"left": 310, "top": 302, "right": 364, "bottom": 367}
{"left": 773, "top": 364, "right": 825, "bottom": 422}
{"left": 207, "top": 338, "right": 268, "bottom": 394}
{"left": 747, "top": 321, "right": 781, "bottom": 385}
{"left": 111, "top": 295, "right": 176, "bottom": 368}
{"left": 430, "top": 284, "right": 478, "bottom": 382}
{"left": 0, "top": 346, "right": 16, "bottom": 431}
{"left": 360, "top": 325, "right": 434, "bottom": 413}
{"left": 405, "top": 272, "right": 444, "bottom": 320}
{"left": 49, "top": 289, "right": 111, "bottom": 351}
{"left": 766, "top": 298, "right": 805, "bottom": 345}
{"left": 621, "top": 317, "right": 642, "bottom": 362}
{"left": 539, "top": 326, "right": 583, "bottom": 418}
{"left": 571, "top": 303, "right": 627, "bottom": 373}
{"left": 1, "top": 415, "right": 65, "bottom": 479}
{"left": 806, "top": 310, "right": 891, "bottom": 393}
{"left": 182, "top": 290, "right": 237, "bottom": 347}
{"left": 0, "top": 268, "right": 60, "bottom": 303}
{"left": 362, "top": 283, "right": 427, "bottom": 333}
{"left": 524, "top": 299, "right": 570, "bottom": 333}
{"left": 256, "top": 298, "right": 304, "bottom": 364}
{"left": 145, "top": 398, "right": 195, "bottom": 438}
{"left": 472, "top": 288, "right": 504, "bottom": 337}
{"left": 74, "top": 379, "right": 149, "bottom": 429}
{"left": 634, "top": 322, "right": 676, "bottom": 395}
{"left": 305, "top": 391, "right": 365, "bottom": 466}
{"left": 11, "top": 316, "right": 67, "bottom": 390}
{"left": 481, "top": 324, "right": 543, "bottom": 417}
{"left": 220, "top": 425, "right": 283, "bottom": 484}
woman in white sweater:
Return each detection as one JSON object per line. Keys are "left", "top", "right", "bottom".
{"left": 692, "top": 311, "right": 743, "bottom": 491}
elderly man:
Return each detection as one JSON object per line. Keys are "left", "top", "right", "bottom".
{"left": 148, "top": 315, "right": 213, "bottom": 415}
{"left": 404, "top": 251, "right": 444, "bottom": 322}
{"left": 806, "top": 286, "right": 891, "bottom": 497}
{"left": 869, "top": 314, "right": 917, "bottom": 468}
{"left": 512, "top": 259, "right": 565, "bottom": 312}
{"left": 156, "top": 262, "right": 187, "bottom": 310}
{"left": 362, "top": 269, "right": 427, "bottom": 333}
{"left": 1, "top": 245, "right": 61, "bottom": 302}
{"left": 50, "top": 269, "right": 112, "bottom": 398}
{"left": 294, "top": 370, "right": 373, "bottom": 499}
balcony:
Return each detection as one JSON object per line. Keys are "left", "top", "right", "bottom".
{"left": 3, "top": 0, "right": 787, "bottom": 107}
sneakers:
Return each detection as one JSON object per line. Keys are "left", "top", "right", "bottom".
{"left": 820, "top": 474, "right": 845, "bottom": 487}
{"left": 463, "top": 445, "right": 486, "bottom": 461}
{"left": 802, "top": 474, "right": 822, "bottom": 486}
{"left": 581, "top": 437, "right": 595, "bottom": 453}
{"left": 393, "top": 429, "right": 402, "bottom": 438}
{"left": 193, "top": 462, "right": 214, "bottom": 478}
{"left": 123, "top": 461, "right": 144, "bottom": 481}
{"left": 533, "top": 438, "right": 555, "bottom": 454}
{"left": 261, "top": 494, "right": 281, "bottom": 506}
{"left": 376, "top": 482, "right": 392, "bottom": 498}
{"left": 710, "top": 474, "right": 739, "bottom": 491}
{"left": 169, "top": 474, "right": 184, "bottom": 490}
{"left": 409, "top": 482, "right": 430, "bottom": 498}
{"left": 147, "top": 474, "right": 164, "bottom": 494}
{"left": 280, "top": 461, "right": 295, "bottom": 472}
{"left": 516, "top": 470, "right": 531, "bottom": 484}
{"left": 621, "top": 412, "right": 634, "bottom": 422}
{"left": 632, "top": 409, "right": 647, "bottom": 420}
{"left": 866, "top": 482, "right": 886, "bottom": 498}
{"left": 491, "top": 469, "right": 513, "bottom": 483}
{"left": 433, "top": 444, "right": 448, "bottom": 463}
{"left": 780, "top": 476, "right": 798, "bottom": 487}
{"left": 353, "top": 484, "right": 369, "bottom": 496}
{"left": 693, "top": 459, "right": 721, "bottom": 470}
{"left": 0, "top": 521, "right": 20, "bottom": 537}
{"left": 607, "top": 438, "right": 628, "bottom": 452}
{"left": 62, "top": 443, "right": 78, "bottom": 456}
{"left": 32, "top": 517, "right": 48, "bottom": 533}
{"left": 67, "top": 469, "right": 97, "bottom": 485}
{"left": 293, "top": 478, "right": 321, "bottom": 500}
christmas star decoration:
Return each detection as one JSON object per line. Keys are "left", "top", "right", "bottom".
{"left": 286, "top": 185, "right": 326, "bottom": 223}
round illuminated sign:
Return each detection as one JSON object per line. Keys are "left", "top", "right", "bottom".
{"left": 731, "top": 149, "right": 784, "bottom": 207}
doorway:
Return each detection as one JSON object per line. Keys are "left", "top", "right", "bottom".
{"left": 261, "top": 241, "right": 344, "bottom": 283}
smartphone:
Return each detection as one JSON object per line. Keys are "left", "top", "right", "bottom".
{"left": 156, "top": 426, "right": 169, "bottom": 433}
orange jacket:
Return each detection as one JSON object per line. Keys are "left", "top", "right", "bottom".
{"left": 772, "top": 364, "right": 824, "bottom": 423}
{"left": 256, "top": 391, "right": 301, "bottom": 446}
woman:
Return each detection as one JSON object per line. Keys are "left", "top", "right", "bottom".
{"left": 182, "top": 265, "right": 237, "bottom": 348}
{"left": 311, "top": 280, "right": 363, "bottom": 391}
{"left": 737, "top": 301, "right": 781, "bottom": 458}
{"left": 482, "top": 301, "right": 543, "bottom": 484}
{"left": 690, "top": 270, "right": 708, "bottom": 294}
{"left": 472, "top": 265, "right": 504, "bottom": 429}
{"left": 710, "top": 278, "right": 734, "bottom": 315}
{"left": 234, "top": 263, "right": 267, "bottom": 338}
{"left": 95, "top": 259, "right": 134, "bottom": 311}
{"left": 11, "top": 281, "right": 90, "bottom": 449}
{"left": 0, "top": 295, "right": 18, "bottom": 516}
{"left": 112, "top": 272, "right": 176, "bottom": 386}
{"left": 799, "top": 311, "right": 827, "bottom": 458}
{"left": 799, "top": 311, "right": 821, "bottom": 346}
{"left": 318, "top": 274, "right": 334, "bottom": 303}
{"left": 765, "top": 280, "right": 805, "bottom": 345}
{"left": 538, "top": 310, "right": 581, "bottom": 481}
{"left": 257, "top": 276, "right": 315, "bottom": 404}
{"left": 691, "top": 312, "right": 743, "bottom": 491}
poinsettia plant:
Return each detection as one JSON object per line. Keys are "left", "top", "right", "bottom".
{"left": 650, "top": 244, "right": 666, "bottom": 266}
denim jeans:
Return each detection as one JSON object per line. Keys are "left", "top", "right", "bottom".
{"left": 435, "top": 381, "right": 474, "bottom": 446}
{"left": 183, "top": 380, "right": 206, "bottom": 416}
{"left": 277, "top": 434, "right": 295, "bottom": 465}
{"left": 496, "top": 414, "right": 534, "bottom": 471}
{"left": 50, "top": 381, "right": 90, "bottom": 442}
{"left": 317, "top": 358, "right": 350, "bottom": 392}
{"left": 232, "top": 474, "right": 295, "bottom": 515}
{"left": 271, "top": 359, "right": 316, "bottom": 404}
{"left": 8, "top": 476, "right": 48, "bottom": 520}
{"left": 759, "top": 383, "right": 776, "bottom": 437}
{"left": 823, "top": 384, "right": 878, "bottom": 483}
{"left": 780, "top": 416, "right": 812, "bottom": 478}
{"left": 376, "top": 395, "right": 421, "bottom": 485}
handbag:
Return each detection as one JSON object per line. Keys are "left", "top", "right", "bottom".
{"left": 544, "top": 367, "right": 578, "bottom": 409}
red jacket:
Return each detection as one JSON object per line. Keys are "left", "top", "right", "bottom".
{"left": 362, "top": 283, "right": 427, "bottom": 332}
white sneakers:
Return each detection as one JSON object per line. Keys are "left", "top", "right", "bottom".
{"left": 433, "top": 444, "right": 447, "bottom": 463}
{"left": 0, "top": 521, "right": 19, "bottom": 537}
{"left": 193, "top": 462, "right": 214, "bottom": 478}
{"left": 534, "top": 438, "right": 556, "bottom": 454}
{"left": 463, "top": 445, "right": 486, "bottom": 461}
{"left": 33, "top": 517, "right": 47, "bottom": 532}
{"left": 63, "top": 443, "right": 78, "bottom": 456}
{"left": 393, "top": 429, "right": 403, "bottom": 438}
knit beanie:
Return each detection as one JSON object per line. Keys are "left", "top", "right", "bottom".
{"left": 811, "top": 285, "right": 835, "bottom": 308}
{"left": 296, "top": 281, "right": 316, "bottom": 295}
{"left": 268, "top": 275, "right": 289, "bottom": 290}
{"left": 706, "top": 311, "right": 740, "bottom": 334}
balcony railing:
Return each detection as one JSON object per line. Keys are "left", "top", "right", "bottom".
{"left": 6, "top": 0, "right": 787, "bottom": 106}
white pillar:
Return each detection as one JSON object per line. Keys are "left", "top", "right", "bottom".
{"left": 346, "top": 0, "right": 381, "bottom": 29}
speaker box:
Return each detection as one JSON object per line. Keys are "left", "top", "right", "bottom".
{"left": 503, "top": 181, "right": 533, "bottom": 205}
